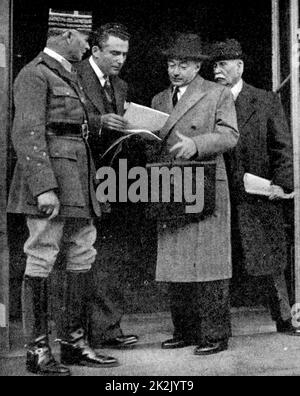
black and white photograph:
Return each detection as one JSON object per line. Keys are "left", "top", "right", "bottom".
{"left": 0, "top": 0, "right": 300, "bottom": 379}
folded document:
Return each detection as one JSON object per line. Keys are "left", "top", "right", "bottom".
{"left": 124, "top": 102, "right": 169, "bottom": 141}
{"left": 243, "top": 173, "right": 294, "bottom": 199}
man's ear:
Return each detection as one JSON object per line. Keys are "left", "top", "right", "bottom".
{"left": 92, "top": 45, "right": 101, "bottom": 57}
{"left": 62, "top": 30, "right": 73, "bottom": 44}
{"left": 196, "top": 61, "right": 202, "bottom": 73}
{"left": 238, "top": 60, "right": 244, "bottom": 75}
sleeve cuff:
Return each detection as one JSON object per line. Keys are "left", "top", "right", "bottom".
{"left": 26, "top": 169, "right": 59, "bottom": 198}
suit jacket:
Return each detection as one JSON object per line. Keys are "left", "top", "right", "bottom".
{"left": 76, "top": 58, "right": 147, "bottom": 214}
{"left": 152, "top": 75, "right": 239, "bottom": 282}
{"left": 227, "top": 82, "right": 294, "bottom": 276}
{"left": 7, "top": 52, "right": 101, "bottom": 218}
{"left": 76, "top": 59, "right": 128, "bottom": 165}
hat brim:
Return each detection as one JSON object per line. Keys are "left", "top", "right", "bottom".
{"left": 209, "top": 54, "right": 244, "bottom": 62}
{"left": 162, "top": 50, "right": 210, "bottom": 60}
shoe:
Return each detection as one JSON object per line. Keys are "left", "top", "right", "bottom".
{"left": 161, "top": 338, "right": 193, "bottom": 350}
{"left": 26, "top": 335, "right": 71, "bottom": 376}
{"left": 101, "top": 335, "right": 139, "bottom": 348}
{"left": 60, "top": 329, "right": 120, "bottom": 368}
{"left": 194, "top": 340, "right": 228, "bottom": 356}
{"left": 276, "top": 319, "right": 300, "bottom": 336}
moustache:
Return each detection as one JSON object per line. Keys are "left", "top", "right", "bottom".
{"left": 215, "top": 74, "right": 226, "bottom": 80}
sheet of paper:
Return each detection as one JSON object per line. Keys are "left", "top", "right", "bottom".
{"left": 124, "top": 102, "right": 169, "bottom": 132}
{"left": 243, "top": 173, "right": 294, "bottom": 199}
{"left": 124, "top": 129, "right": 162, "bottom": 141}
{"left": 0, "top": 304, "right": 6, "bottom": 328}
{"left": 0, "top": 44, "right": 6, "bottom": 68}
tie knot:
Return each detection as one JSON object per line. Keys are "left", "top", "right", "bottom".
{"left": 104, "top": 76, "right": 111, "bottom": 86}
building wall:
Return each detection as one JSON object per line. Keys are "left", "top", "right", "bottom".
{"left": 0, "top": 0, "right": 11, "bottom": 354}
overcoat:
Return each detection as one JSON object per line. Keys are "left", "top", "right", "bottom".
{"left": 226, "top": 83, "right": 294, "bottom": 276}
{"left": 7, "top": 52, "right": 101, "bottom": 219}
{"left": 151, "top": 75, "right": 239, "bottom": 283}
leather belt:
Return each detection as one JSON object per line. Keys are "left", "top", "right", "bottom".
{"left": 47, "top": 123, "right": 89, "bottom": 140}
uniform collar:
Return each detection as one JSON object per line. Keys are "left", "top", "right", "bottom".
{"left": 43, "top": 48, "right": 73, "bottom": 73}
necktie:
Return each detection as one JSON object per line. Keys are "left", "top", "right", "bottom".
{"left": 103, "top": 77, "right": 117, "bottom": 113}
{"left": 103, "top": 77, "right": 115, "bottom": 104}
{"left": 172, "top": 86, "right": 180, "bottom": 107}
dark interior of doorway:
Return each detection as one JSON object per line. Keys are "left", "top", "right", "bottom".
{"left": 8, "top": 0, "right": 294, "bottom": 329}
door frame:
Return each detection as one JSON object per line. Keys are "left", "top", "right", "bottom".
{"left": 0, "top": 0, "right": 13, "bottom": 355}
{"left": 289, "top": 0, "right": 300, "bottom": 305}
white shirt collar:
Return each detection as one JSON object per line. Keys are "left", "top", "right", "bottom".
{"left": 231, "top": 79, "right": 244, "bottom": 101}
{"left": 43, "top": 48, "right": 73, "bottom": 73}
{"left": 173, "top": 85, "right": 188, "bottom": 101}
{"left": 89, "top": 56, "right": 106, "bottom": 87}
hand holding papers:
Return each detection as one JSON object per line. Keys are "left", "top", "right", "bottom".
{"left": 243, "top": 173, "right": 295, "bottom": 200}
{"left": 101, "top": 113, "right": 128, "bottom": 131}
{"left": 123, "top": 102, "right": 169, "bottom": 141}
{"left": 100, "top": 103, "right": 168, "bottom": 160}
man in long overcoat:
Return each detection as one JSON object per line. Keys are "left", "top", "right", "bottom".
{"left": 151, "top": 33, "right": 239, "bottom": 355}
{"left": 7, "top": 27, "right": 119, "bottom": 375}
{"left": 211, "top": 39, "right": 299, "bottom": 335}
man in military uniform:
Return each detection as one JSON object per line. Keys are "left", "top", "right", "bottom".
{"left": 7, "top": 26, "right": 119, "bottom": 376}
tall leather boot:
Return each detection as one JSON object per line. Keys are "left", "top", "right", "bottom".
{"left": 59, "top": 272, "right": 119, "bottom": 368}
{"left": 22, "top": 276, "right": 70, "bottom": 376}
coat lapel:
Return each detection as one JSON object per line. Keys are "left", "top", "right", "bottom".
{"left": 154, "top": 88, "right": 173, "bottom": 114}
{"left": 79, "top": 60, "right": 106, "bottom": 114}
{"left": 235, "top": 83, "right": 257, "bottom": 129}
{"left": 41, "top": 52, "right": 79, "bottom": 85}
{"left": 159, "top": 76, "right": 207, "bottom": 140}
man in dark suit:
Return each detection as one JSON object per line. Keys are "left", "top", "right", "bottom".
{"left": 211, "top": 39, "right": 299, "bottom": 335}
{"left": 7, "top": 26, "right": 119, "bottom": 376}
{"left": 76, "top": 24, "right": 139, "bottom": 349}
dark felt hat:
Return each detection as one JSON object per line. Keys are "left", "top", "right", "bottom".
{"left": 209, "top": 39, "right": 244, "bottom": 62}
{"left": 162, "top": 33, "right": 209, "bottom": 60}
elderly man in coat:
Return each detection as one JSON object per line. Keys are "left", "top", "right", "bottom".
{"left": 211, "top": 39, "right": 299, "bottom": 335}
{"left": 7, "top": 27, "right": 119, "bottom": 375}
{"left": 151, "top": 33, "right": 239, "bottom": 356}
